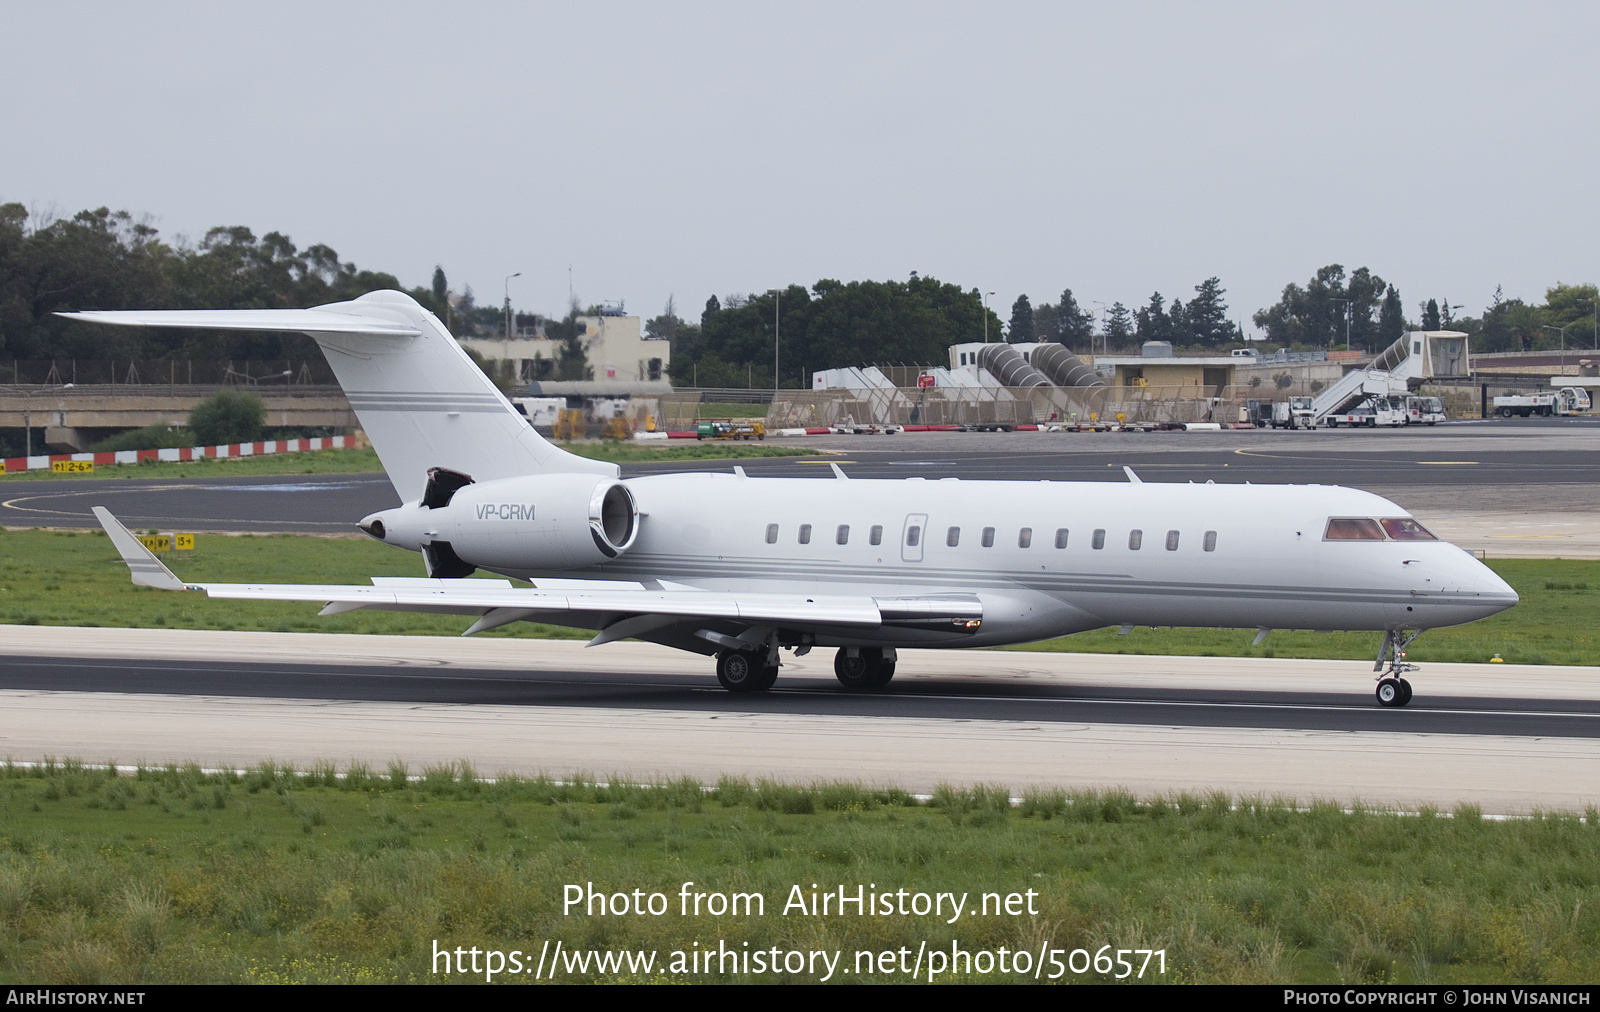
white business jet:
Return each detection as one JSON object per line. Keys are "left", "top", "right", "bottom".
{"left": 68, "top": 291, "right": 1517, "bottom": 707}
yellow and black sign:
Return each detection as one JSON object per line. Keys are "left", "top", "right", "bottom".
{"left": 51, "top": 460, "right": 93, "bottom": 474}
{"left": 136, "top": 533, "right": 196, "bottom": 553}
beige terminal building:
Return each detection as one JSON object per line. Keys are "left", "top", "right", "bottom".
{"left": 458, "top": 312, "right": 669, "bottom": 385}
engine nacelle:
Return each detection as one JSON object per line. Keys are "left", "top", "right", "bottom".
{"left": 360, "top": 471, "right": 639, "bottom": 572}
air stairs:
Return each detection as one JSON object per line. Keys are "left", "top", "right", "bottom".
{"left": 1309, "top": 330, "right": 1469, "bottom": 425}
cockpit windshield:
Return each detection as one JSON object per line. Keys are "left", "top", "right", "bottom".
{"left": 1324, "top": 517, "right": 1437, "bottom": 541}
{"left": 1324, "top": 518, "right": 1385, "bottom": 541}
{"left": 1380, "top": 517, "right": 1437, "bottom": 541}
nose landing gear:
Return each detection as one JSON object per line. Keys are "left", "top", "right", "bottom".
{"left": 1374, "top": 629, "right": 1421, "bottom": 708}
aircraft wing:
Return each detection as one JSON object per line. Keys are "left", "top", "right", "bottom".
{"left": 93, "top": 508, "right": 981, "bottom": 644}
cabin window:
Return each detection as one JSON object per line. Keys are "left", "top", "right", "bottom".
{"left": 1054, "top": 528, "right": 1069, "bottom": 549}
{"left": 1166, "top": 530, "right": 1180, "bottom": 551}
{"left": 1203, "top": 530, "right": 1218, "bottom": 552}
{"left": 765, "top": 524, "right": 778, "bottom": 544}
{"left": 1091, "top": 529, "right": 1106, "bottom": 550}
{"left": 981, "top": 527, "right": 995, "bottom": 547}
{"left": 1324, "top": 518, "right": 1385, "bottom": 541}
{"left": 906, "top": 525, "right": 921, "bottom": 547}
{"left": 1129, "top": 529, "right": 1143, "bottom": 550}
{"left": 947, "top": 526, "right": 961, "bottom": 547}
{"left": 798, "top": 524, "right": 812, "bottom": 545}
{"left": 836, "top": 524, "right": 850, "bottom": 545}
{"left": 870, "top": 525, "right": 883, "bottom": 545}
{"left": 1380, "top": 517, "right": 1437, "bottom": 541}
{"left": 1018, "top": 527, "right": 1033, "bottom": 548}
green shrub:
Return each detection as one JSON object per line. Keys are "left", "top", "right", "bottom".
{"left": 188, "top": 390, "right": 264, "bottom": 445}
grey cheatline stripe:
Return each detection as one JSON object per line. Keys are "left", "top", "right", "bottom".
{"left": 345, "top": 391, "right": 508, "bottom": 412}
{"left": 593, "top": 557, "right": 1486, "bottom": 608}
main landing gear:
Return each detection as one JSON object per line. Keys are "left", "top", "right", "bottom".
{"left": 834, "top": 647, "right": 897, "bottom": 691}
{"left": 715, "top": 649, "right": 780, "bottom": 693}
{"left": 1374, "top": 629, "right": 1421, "bottom": 708}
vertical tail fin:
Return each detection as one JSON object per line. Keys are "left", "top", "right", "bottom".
{"left": 62, "top": 290, "right": 616, "bottom": 500}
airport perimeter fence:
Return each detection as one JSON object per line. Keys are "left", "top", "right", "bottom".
{"left": 769, "top": 385, "right": 1245, "bottom": 429}
{"left": 1, "top": 359, "right": 339, "bottom": 387}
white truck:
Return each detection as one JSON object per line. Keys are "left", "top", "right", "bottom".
{"left": 1270, "top": 396, "right": 1315, "bottom": 429}
{"left": 1325, "top": 395, "right": 1407, "bottom": 428}
{"left": 1492, "top": 387, "right": 1591, "bottom": 418}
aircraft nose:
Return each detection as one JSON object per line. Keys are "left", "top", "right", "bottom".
{"left": 1466, "top": 556, "right": 1519, "bottom": 615}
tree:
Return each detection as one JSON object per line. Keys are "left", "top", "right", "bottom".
{"left": 1378, "top": 285, "right": 1405, "bottom": 346}
{"left": 1421, "top": 298, "right": 1441, "bottom": 331}
{"left": 431, "top": 266, "right": 447, "bottom": 304}
{"left": 1103, "top": 302, "right": 1133, "bottom": 346}
{"left": 1184, "top": 277, "right": 1238, "bottom": 346}
{"left": 1052, "top": 288, "right": 1094, "bottom": 349}
{"left": 188, "top": 390, "right": 264, "bottom": 445}
{"left": 1008, "top": 294, "right": 1035, "bottom": 343}
{"left": 1135, "top": 292, "right": 1171, "bottom": 343}
{"left": 672, "top": 275, "right": 993, "bottom": 386}
{"left": 1254, "top": 264, "right": 1386, "bottom": 350}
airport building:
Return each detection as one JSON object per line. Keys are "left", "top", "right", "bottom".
{"left": 458, "top": 312, "right": 670, "bottom": 385}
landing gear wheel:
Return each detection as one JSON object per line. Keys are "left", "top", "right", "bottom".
{"left": 717, "top": 650, "right": 767, "bottom": 693}
{"left": 869, "top": 660, "right": 896, "bottom": 688}
{"left": 751, "top": 663, "right": 780, "bottom": 691}
{"left": 1375, "top": 677, "right": 1410, "bottom": 707}
{"left": 834, "top": 648, "right": 883, "bottom": 690}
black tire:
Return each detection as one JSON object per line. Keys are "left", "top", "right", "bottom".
{"left": 868, "top": 660, "right": 896, "bottom": 688}
{"left": 1398, "top": 678, "right": 1413, "bottom": 706}
{"left": 834, "top": 647, "right": 882, "bottom": 690}
{"left": 1500, "top": 407, "right": 1513, "bottom": 418}
{"left": 717, "top": 650, "right": 764, "bottom": 692}
{"left": 751, "top": 663, "right": 780, "bottom": 691}
{"left": 1375, "top": 678, "right": 1405, "bottom": 707}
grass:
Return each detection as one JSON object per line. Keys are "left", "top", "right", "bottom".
{"left": 0, "top": 527, "right": 1590, "bottom": 663}
{"left": 0, "top": 440, "right": 814, "bottom": 482}
{"left": 0, "top": 763, "right": 1595, "bottom": 984}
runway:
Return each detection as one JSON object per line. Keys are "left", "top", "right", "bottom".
{"left": 1, "top": 629, "right": 1596, "bottom": 813}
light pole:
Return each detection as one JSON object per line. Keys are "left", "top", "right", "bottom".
{"left": 766, "top": 288, "right": 781, "bottom": 396}
{"left": 503, "top": 272, "right": 522, "bottom": 341}
{"left": 983, "top": 291, "right": 995, "bottom": 343}
{"left": 1544, "top": 324, "right": 1572, "bottom": 370}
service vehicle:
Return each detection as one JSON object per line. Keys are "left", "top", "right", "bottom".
{"left": 1404, "top": 395, "right": 1446, "bottom": 425}
{"left": 695, "top": 419, "right": 766, "bottom": 440}
{"left": 1270, "top": 396, "right": 1314, "bottom": 429}
{"left": 1492, "top": 387, "right": 1591, "bottom": 418}
{"left": 1326, "top": 395, "right": 1406, "bottom": 428}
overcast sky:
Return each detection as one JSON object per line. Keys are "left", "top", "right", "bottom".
{"left": 4, "top": 2, "right": 1596, "bottom": 335}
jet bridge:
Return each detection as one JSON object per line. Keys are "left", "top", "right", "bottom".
{"left": 1310, "top": 330, "right": 1469, "bottom": 425}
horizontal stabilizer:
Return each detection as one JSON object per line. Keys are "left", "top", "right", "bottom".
{"left": 59, "top": 308, "right": 421, "bottom": 337}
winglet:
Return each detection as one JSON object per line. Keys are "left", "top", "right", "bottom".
{"left": 1123, "top": 466, "right": 1142, "bottom": 484}
{"left": 91, "top": 507, "right": 190, "bottom": 591}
